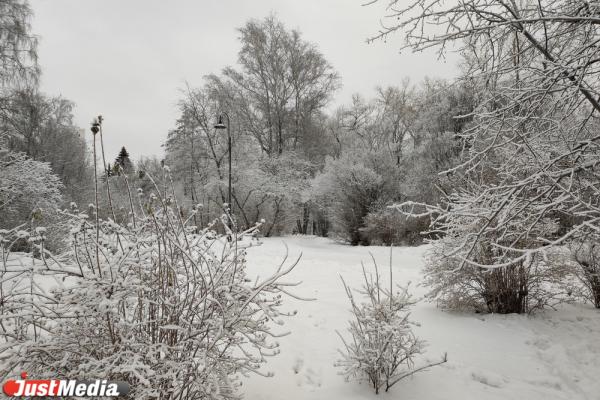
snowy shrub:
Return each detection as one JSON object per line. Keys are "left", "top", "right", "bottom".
{"left": 0, "top": 118, "right": 300, "bottom": 400}
{"left": 362, "top": 208, "right": 429, "bottom": 246}
{"left": 424, "top": 236, "right": 578, "bottom": 314}
{"left": 0, "top": 188, "right": 299, "bottom": 399}
{"left": 335, "top": 255, "right": 446, "bottom": 394}
{"left": 570, "top": 241, "right": 600, "bottom": 309}
{"left": 396, "top": 160, "right": 582, "bottom": 314}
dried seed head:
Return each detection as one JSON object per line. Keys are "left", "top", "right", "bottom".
{"left": 91, "top": 121, "right": 100, "bottom": 135}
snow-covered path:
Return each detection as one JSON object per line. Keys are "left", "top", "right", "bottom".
{"left": 244, "top": 236, "right": 600, "bottom": 400}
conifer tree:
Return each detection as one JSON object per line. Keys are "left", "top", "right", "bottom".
{"left": 105, "top": 162, "right": 113, "bottom": 177}
{"left": 114, "top": 146, "right": 133, "bottom": 174}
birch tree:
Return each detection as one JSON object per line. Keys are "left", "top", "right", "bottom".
{"left": 0, "top": 0, "right": 38, "bottom": 90}
{"left": 217, "top": 15, "right": 340, "bottom": 156}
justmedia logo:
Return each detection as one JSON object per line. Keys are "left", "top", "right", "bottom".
{"left": 3, "top": 372, "right": 130, "bottom": 397}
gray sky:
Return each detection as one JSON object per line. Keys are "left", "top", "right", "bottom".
{"left": 30, "top": 0, "right": 459, "bottom": 160}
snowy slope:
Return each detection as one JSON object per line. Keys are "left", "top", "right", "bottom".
{"left": 243, "top": 236, "right": 600, "bottom": 400}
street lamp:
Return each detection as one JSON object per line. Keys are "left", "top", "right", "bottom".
{"left": 214, "top": 112, "right": 232, "bottom": 228}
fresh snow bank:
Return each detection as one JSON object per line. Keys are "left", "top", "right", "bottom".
{"left": 244, "top": 236, "right": 600, "bottom": 400}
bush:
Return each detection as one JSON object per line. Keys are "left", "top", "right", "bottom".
{"left": 424, "top": 238, "right": 579, "bottom": 313}
{"left": 335, "top": 255, "right": 446, "bottom": 394}
{"left": 0, "top": 165, "right": 299, "bottom": 400}
{"left": 570, "top": 241, "right": 600, "bottom": 308}
{"left": 362, "top": 208, "right": 430, "bottom": 246}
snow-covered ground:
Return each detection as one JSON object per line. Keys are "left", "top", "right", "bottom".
{"left": 244, "top": 236, "right": 600, "bottom": 400}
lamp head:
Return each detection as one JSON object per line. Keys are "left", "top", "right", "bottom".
{"left": 214, "top": 115, "right": 226, "bottom": 130}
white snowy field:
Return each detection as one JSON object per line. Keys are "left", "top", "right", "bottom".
{"left": 244, "top": 236, "right": 600, "bottom": 400}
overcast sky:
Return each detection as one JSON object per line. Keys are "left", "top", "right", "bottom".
{"left": 30, "top": 0, "right": 459, "bottom": 160}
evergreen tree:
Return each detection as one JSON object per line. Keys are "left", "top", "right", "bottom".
{"left": 114, "top": 146, "right": 133, "bottom": 174}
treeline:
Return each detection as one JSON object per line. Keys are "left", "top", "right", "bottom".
{"left": 1, "top": 7, "right": 475, "bottom": 250}
{"left": 164, "top": 15, "right": 476, "bottom": 245}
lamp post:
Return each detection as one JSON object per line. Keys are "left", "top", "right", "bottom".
{"left": 214, "top": 112, "right": 232, "bottom": 228}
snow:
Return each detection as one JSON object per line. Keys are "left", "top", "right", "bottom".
{"left": 1, "top": 252, "right": 64, "bottom": 294}
{"left": 243, "top": 236, "right": 600, "bottom": 400}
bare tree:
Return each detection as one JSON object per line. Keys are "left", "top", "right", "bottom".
{"left": 337, "top": 83, "right": 415, "bottom": 162}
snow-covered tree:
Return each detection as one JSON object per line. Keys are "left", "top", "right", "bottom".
{"left": 308, "top": 151, "right": 399, "bottom": 245}
{"left": 166, "top": 17, "right": 341, "bottom": 234}
{"left": 213, "top": 15, "right": 340, "bottom": 156}
{"left": 0, "top": 0, "right": 38, "bottom": 89}
{"left": 1, "top": 89, "right": 92, "bottom": 206}
{"left": 333, "top": 84, "right": 414, "bottom": 163}
{"left": 372, "top": 1, "right": 600, "bottom": 305}
{"left": 0, "top": 149, "right": 62, "bottom": 229}
{"left": 167, "top": 86, "right": 321, "bottom": 236}
{"left": 375, "top": 0, "right": 600, "bottom": 258}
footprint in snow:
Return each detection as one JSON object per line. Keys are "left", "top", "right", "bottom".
{"left": 292, "top": 357, "right": 304, "bottom": 374}
{"left": 303, "top": 367, "right": 322, "bottom": 390}
{"left": 470, "top": 369, "right": 508, "bottom": 388}
{"left": 528, "top": 337, "right": 552, "bottom": 351}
